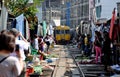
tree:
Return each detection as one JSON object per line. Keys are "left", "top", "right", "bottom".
{"left": 4, "top": 0, "right": 44, "bottom": 29}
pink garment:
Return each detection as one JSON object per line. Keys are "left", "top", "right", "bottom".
{"left": 95, "top": 46, "right": 102, "bottom": 63}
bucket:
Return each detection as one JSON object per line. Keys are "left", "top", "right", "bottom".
{"left": 26, "top": 67, "right": 34, "bottom": 77}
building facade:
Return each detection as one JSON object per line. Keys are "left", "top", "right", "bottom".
{"left": 61, "top": 0, "right": 94, "bottom": 28}
{"left": 42, "top": 0, "right": 61, "bottom": 26}
{"left": 95, "top": 0, "right": 120, "bottom": 21}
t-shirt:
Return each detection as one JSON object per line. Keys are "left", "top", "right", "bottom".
{"left": 94, "top": 37, "right": 102, "bottom": 47}
{"left": 10, "top": 39, "right": 29, "bottom": 60}
{"left": 16, "top": 39, "right": 29, "bottom": 60}
{"left": 34, "top": 38, "right": 39, "bottom": 50}
{"left": 84, "top": 37, "right": 88, "bottom": 46}
{"left": 45, "top": 38, "right": 50, "bottom": 46}
{"left": 0, "top": 55, "right": 21, "bottom": 77}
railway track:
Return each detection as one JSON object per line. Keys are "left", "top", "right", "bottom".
{"left": 68, "top": 44, "right": 112, "bottom": 77}
{"left": 51, "top": 45, "right": 81, "bottom": 77}
{"left": 27, "top": 44, "right": 115, "bottom": 77}
{"left": 49, "top": 44, "right": 112, "bottom": 77}
{"left": 51, "top": 45, "right": 71, "bottom": 77}
{"left": 51, "top": 45, "right": 63, "bottom": 77}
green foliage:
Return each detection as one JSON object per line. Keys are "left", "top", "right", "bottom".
{"left": 7, "top": 0, "right": 29, "bottom": 16}
{"left": 5, "top": 0, "right": 44, "bottom": 29}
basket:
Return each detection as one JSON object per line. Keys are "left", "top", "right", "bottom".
{"left": 30, "top": 46, "right": 38, "bottom": 55}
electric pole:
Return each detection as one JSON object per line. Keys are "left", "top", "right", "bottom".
{"left": 0, "top": 0, "right": 8, "bottom": 31}
{"left": 49, "top": 0, "right": 51, "bottom": 35}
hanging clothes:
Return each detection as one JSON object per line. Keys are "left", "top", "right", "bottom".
{"left": 90, "top": 21, "right": 96, "bottom": 42}
{"left": 43, "top": 21, "right": 47, "bottom": 37}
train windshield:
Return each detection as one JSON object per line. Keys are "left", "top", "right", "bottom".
{"left": 61, "top": 30, "right": 64, "bottom": 34}
{"left": 65, "top": 30, "right": 69, "bottom": 34}
{"left": 55, "top": 30, "right": 60, "bottom": 34}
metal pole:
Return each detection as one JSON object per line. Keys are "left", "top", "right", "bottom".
{"left": 117, "top": 2, "right": 120, "bottom": 42}
{"left": 1, "top": 0, "right": 8, "bottom": 31}
{"left": 0, "top": 2, "right": 2, "bottom": 31}
{"left": 117, "top": 2, "right": 120, "bottom": 65}
{"left": 49, "top": 0, "right": 51, "bottom": 35}
{"left": 1, "top": 0, "right": 4, "bottom": 31}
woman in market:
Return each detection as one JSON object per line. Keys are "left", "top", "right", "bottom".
{"left": 94, "top": 31, "right": 102, "bottom": 63}
{"left": 0, "top": 30, "right": 24, "bottom": 77}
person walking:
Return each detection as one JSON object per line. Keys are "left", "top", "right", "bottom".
{"left": 80, "top": 34, "right": 85, "bottom": 54}
{"left": 94, "top": 31, "right": 102, "bottom": 63}
{"left": 44, "top": 35, "right": 50, "bottom": 53}
{"left": 0, "top": 31, "right": 24, "bottom": 77}
{"left": 102, "top": 31, "right": 112, "bottom": 71}
{"left": 38, "top": 36, "right": 44, "bottom": 52}
{"left": 84, "top": 34, "right": 88, "bottom": 56}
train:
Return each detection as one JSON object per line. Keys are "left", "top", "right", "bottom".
{"left": 54, "top": 25, "right": 71, "bottom": 44}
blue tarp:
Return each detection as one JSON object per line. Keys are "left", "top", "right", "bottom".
{"left": 16, "top": 14, "right": 24, "bottom": 36}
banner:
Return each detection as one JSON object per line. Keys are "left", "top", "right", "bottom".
{"left": 66, "top": 2, "right": 70, "bottom": 26}
{"left": 109, "top": 8, "right": 116, "bottom": 40}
